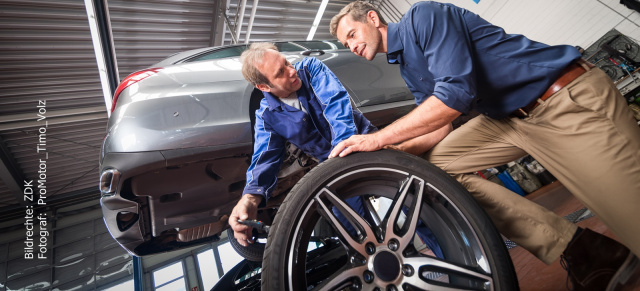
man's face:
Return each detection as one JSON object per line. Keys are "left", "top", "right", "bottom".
{"left": 336, "top": 12, "right": 383, "bottom": 61}
{"left": 256, "top": 50, "right": 302, "bottom": 98}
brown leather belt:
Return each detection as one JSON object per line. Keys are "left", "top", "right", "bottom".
{"left": 511, "top": 59, "right": 595, "bottom": 118}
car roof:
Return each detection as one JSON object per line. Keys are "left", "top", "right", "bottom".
{"left": 151, "top": 40, "right": 345, "bottom": 67}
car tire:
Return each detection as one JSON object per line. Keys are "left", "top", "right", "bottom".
{"left": 261, "top": 150, "right": 518, "bottom": 291}
{"left": 249, "top": 89, "right": 263, "bottom": 144}
{"left": 226, "top": 228, "right": 265, "bottom": 262}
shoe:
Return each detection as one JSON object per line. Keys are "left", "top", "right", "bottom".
{"left": 560, "top": 228, "right": 638, "bottom": 291}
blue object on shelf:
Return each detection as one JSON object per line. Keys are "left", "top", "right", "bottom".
{"left": 497, "top": 170, "right": 526, "bottom": 196}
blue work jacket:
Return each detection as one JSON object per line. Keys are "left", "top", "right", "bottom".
{"left": 242, "top": 57, "right": 376, "bottom": 202}
{"left": 386, "top": 1, "right": 581, "bottom": 119}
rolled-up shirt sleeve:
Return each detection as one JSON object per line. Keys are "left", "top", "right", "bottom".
{"left": 411, "top": 2, "right": 477, "bottom": 114}
{"left": 406, "top": 81, "right": 428, "bottom": 105}
{"left": 243, "top": 100, "right": 286, "bottom": 203}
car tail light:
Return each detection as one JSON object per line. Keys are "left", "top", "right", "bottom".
{"left": 100, "top": 168, "right": 121, "bottom": 197}
{"left": 111, "top": 68, "right": 163, "bottom": 113}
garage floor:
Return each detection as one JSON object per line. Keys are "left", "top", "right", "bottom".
{"left": 510, "top": 182, "right": 640, "bottom": 291}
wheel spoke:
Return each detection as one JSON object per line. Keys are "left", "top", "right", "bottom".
{"left": 403, "top": 276, "right": 472, "bottom": 291}
{"left": 398, "top": 177, "right": 424, "bottom": 249}
{"left": 313, "top": 265, "right": 368, "bottom": 291}
{"left": 384, "top": 178, "right": 411, "bottom": 237}
{"left": 362, "top": 196, "right": 382, "bottom": 226}
{"left": 362, "top": 196, "right": 385, "bottom": 242}
{"left": 404, "top": 256, "right": 493, "bottom": 285}
{"left": 314, "top": 188, "right": 375, "bottom": 256}
{"left": 384, "top": 175, "right": 424, "bottom": 248}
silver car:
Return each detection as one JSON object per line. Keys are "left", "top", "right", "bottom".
{"left": 98, "top": 40, "right": 416, "bottom": 256}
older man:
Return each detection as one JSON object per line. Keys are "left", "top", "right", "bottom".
{"left": 228, "top": 42, "right": 375, "bottom": 246}
{"left": 329, "top": 1, "right": 640, "bottom": 290}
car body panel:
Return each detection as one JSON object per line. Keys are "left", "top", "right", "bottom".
{"left": 100, "top": 41, "right": 416, "bottom": 256}
{"left": 321, "top": 52, "right": 414, "bottom": 107}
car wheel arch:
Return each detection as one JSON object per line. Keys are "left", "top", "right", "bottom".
{"left": 249, "top": 89, "right": 264, "bottom": 144}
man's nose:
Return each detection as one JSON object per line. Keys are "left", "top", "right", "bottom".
{"left": 288, "top": 66, "right": 296, "bottom": 77}
{"left": 349, "top": 43, "right": 358, "bottom": 54}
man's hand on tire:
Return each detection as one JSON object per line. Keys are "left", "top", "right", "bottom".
{"left": 329, "top": 133, "right": 382, "bottom": 158}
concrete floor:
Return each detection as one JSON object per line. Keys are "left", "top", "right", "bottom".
{"left": 509, "top": 181, "right": 640, "bottom": 291}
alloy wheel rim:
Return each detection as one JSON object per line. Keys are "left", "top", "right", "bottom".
{"left": 286, "top": 167, "right": 495, "bottom": 291}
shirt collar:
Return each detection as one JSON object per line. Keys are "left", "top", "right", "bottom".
{"left": 386, "top": 23, "right": 403, "bottom": 64}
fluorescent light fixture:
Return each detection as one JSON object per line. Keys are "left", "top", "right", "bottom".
{"left": 307, "top": 0, "right": 330, "bottom": 40}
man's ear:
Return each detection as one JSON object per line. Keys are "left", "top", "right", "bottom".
{"left": 256, "top": 83, "right": 270, "bottom": 92}
{"left": 367, "top": 10, "right": 380, "bottom": 27}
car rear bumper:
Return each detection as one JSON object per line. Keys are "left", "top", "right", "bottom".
{"left": 99, "top": 143, "right": 252, "bottom": 255}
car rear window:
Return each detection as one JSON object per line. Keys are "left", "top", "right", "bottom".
{"left": 182, "top": 40, "right": 346, "bottom": 63}
{"left": 276, "top": 42, "right": 306, "bottom": 52}
{"left": 293, "top": 41, "right": 346, "bottom": 50}
{"left": 187, "top": 45, "right": 249, "bottom": 62}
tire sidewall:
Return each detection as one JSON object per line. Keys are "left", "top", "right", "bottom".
{"left": 262, "top": 150, "right": 517, "bottom": 291}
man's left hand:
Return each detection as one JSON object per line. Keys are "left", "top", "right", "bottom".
{"left": 329, "top": 134, "right": 382, "bottom": 158}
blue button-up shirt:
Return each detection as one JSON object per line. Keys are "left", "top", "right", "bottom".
{"left": 243, "top": 57, "right": 376, "bottom": 202}
{"left": 386, "top": 1, "right": 581, "bottom": 119}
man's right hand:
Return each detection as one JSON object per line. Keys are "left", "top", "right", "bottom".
{"left": 329, "top": 133, "right": 382, "bottom": 158}
{"left": 229, "top": 194, "right": 263, "bottom": 247}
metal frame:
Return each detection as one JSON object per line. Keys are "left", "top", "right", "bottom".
{"left": 84, "top": 0, "right": 119, "bottom": 117}
{"left": 0, "top": 135, "right": 27, "bottom": 207}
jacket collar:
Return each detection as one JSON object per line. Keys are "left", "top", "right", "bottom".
{"left": 263, "top": 91, "right": 284, "bottom": 111}
{"left": 263, "top": 69, "right": 307, "bottom": 112}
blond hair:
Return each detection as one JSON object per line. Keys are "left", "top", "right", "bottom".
{"left": 330, "top": 1, "right": 387, "bottom": 36}
{"left": 240, "top": 42, "right": 278, "bottom": 87}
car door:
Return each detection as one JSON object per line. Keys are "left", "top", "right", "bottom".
{"left": 319, "top": 52, "right": 415, "bottom": 127}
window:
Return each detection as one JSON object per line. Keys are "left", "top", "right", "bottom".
{"left": 293, "top": 41, "right": 334, "bottom": 50}
{"left": 196, "top": 250, "right": 220, "bottom": 291}
{"left": 186, "top": 46, "right": 249, "bottom": 62}
{"left": 181, "top": 41, "right": 347, "bottom": 64}
{"left": 216, "top": 242, "right": 244, "bottom": 273}
{"left": 101, "top": 279, "right": 134, "bottom": 291}
{"left": 153, "top": 262, "right": 186, "bottom": 291}
{"left": 275, "top": 42, "right": 306, "bottom": 52}
{"left": 325, "top": 40, "right": 347, "bottom": 50}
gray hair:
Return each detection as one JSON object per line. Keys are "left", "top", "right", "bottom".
{"left": 330, "top": 1, "right": 387, "bottom": 36}
{"left": 240, "top": 42, "right": 278, "bottom": 87}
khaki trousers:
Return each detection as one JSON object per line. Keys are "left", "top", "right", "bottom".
{"left": 426, "top": 67, "right": 640, "bottom": 264}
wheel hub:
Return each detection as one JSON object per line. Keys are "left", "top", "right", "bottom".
{"left": 373, "top": 251, "right": 401, "bottom": 282}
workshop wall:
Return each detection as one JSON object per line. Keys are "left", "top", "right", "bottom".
{"left": 392, "top": 0, "right": 640, "bottom": 50}
{"left": 0, "top": 201, "right": 133, "bottom": 290}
